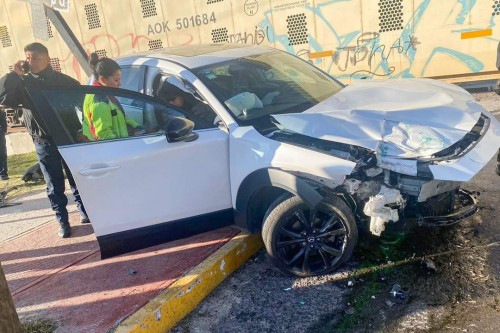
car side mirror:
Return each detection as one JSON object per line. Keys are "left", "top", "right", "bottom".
{"left": 165, "top": 117, "right": 199, "bottom": 143}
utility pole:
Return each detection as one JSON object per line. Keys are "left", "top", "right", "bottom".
{"left": 0, "top": 263, "right": 21, "bottom": 333}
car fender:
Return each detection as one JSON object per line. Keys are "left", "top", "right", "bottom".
{"left": 234, "top": 168, "right": 323, "bottom": 232}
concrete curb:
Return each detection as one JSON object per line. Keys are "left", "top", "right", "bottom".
{"left": 115, "top": 232, "right": 263, "bottom": 333}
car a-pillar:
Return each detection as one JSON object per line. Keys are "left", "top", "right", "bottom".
{"left": 234, "top": 168, "right": 358, "bottom": 276}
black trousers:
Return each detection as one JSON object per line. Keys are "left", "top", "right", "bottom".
{"left": 0, "top": 132, "right": 7, "bottom": 177}
{"left": 33, "top": 138, "right": 87, "bottom": 225}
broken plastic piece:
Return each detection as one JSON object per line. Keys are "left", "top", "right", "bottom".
{"left": 343, "top": 179, "right": 361, "bottom": 194}
{"left": 389, "top": 284, "right": 407, "bottom": 303}
{"left": 365, "top": 167, "right": 383, "bottom": 177}
{"left": 363, "top": 186, "right": 404, "bottom": 236}
{"left": 423, "top": 258, "right": 437, "bottom": 271}
{"left": 128, "top": 268, "right": 137, "bottom": 275}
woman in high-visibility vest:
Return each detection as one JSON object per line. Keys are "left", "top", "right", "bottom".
{"left": 83, "top": 53, "right": 144, "bottom": 141}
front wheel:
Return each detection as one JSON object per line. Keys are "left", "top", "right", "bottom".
{"left": 262, "top": 195, "right": 358, "bottom": 277}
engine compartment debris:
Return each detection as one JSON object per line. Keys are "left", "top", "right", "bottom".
{"left": 363, "top": 186, "right": 404, "bottom": 236}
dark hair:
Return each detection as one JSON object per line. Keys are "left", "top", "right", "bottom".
{"left": 89, "top": 52, "right": 121, "bottom": 79}
{"left": 24, "top": 42, "right": 49, "bottom": 55}
{"left": 158, "top": 82, "right": 184, "bottom": 103}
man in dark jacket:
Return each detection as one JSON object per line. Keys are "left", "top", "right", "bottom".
{"left": 0, "top": 108, "right": 7, "bottom": 180}
{"left": 0, "top": 42, "right": 89, "bottom": 238}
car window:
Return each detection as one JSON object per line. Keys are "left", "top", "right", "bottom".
{"left": 38, "top": 87, "right": 187, "bottom": 145}
{"left": 153, "top": 74, "right": 219, "bottom": 130}
{"left": 116, "top": 66, "right": 145, "bottom": 110}
{"left": 193, "top": 50, "right": 343, "bottom": 125}
{"left": 120, "top": 66, "right": 144, "bottom": 92}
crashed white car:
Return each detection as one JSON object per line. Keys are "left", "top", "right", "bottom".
{"left": 26, "top": 44, "right": 500, "bottom": 276}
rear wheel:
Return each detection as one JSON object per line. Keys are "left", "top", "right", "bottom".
{"left": 262, "top": 195, "right": 358, "bottom": 277}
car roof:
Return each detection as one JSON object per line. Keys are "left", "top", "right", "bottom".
{"left": 116, "top": 43, "right": 277, "bottom": 69}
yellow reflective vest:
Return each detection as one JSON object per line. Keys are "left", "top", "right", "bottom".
{"left": 83, "top": 94, "right": 139, "bottom": 141}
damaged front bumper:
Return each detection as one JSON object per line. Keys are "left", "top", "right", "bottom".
{"left": 358, "top": 185, "right": 479, "bottom": 236}
{"left": 415, "top": 189, "right": 478, "bottom": 227}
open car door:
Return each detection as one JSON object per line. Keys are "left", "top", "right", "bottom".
{"left": 24, "top": 85, "right": 233, "bottom": 258}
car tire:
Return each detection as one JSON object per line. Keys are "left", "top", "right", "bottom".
{"left": 262, "top": 195, "right": 358, "bottom": 277}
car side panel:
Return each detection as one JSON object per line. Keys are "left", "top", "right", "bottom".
{"left": 59, "top": 130, "right": 232, "bottom": 237}
{"left": 229, "top": 126, "right": 356, "bottom": 214}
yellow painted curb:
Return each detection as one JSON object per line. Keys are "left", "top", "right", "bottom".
{"left": 115, "top": 232, "right": 263, "bottom": 333}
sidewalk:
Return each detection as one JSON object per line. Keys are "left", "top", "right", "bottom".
{"left": 0, "top": 190, "right": 262, "bottom": 332}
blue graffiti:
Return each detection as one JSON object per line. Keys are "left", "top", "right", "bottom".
{"left": 455, "top": 0, "right": 477, "bottom": 24}
{"left": 254, "top": 0, "right": 492, "bottom": 79}
{"left": 422, "top": 48, "right": 484, "bottom": 76}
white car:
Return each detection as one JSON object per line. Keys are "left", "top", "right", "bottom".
{"left": 26, "top": 44, "right": 500, "bottom": 277}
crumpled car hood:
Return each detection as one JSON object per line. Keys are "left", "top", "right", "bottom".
{"left": 272, "top": 78, "right": 485, "bottom": 159}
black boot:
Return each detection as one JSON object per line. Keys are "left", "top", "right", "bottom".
{"left": 58, "top": 223, "right": 71, "bottom": 238}
{"left": 497, "top": 151, "right": 500, "bottom": 176}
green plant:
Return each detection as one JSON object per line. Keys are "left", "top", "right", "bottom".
{"left": 21, "top": 319, "right": 56, "bottom": 333}
{"left": 3, "top": 152, "right": 45, "bottom": 199}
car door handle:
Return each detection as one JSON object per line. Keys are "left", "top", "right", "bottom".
{"left": 79, "top": 165, "right": 121, "bottom": 176}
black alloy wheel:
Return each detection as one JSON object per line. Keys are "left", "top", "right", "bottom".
{"left": 262, "top": 195, "right": 358, "bottom": 277}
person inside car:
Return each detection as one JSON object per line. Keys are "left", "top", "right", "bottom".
{"left": 83, "top": 53, "right": 145, "bottom": 141}
{"left": 156, "top": 77, "right": 218, "bottom": 129}
{"left": 156, "top": 78, "right": 189, "bottom": 109}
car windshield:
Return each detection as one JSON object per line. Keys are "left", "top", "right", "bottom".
{"left": 193, "top": 50, "right": 344, "bottom": 125}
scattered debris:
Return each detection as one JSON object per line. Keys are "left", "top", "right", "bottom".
{"left": 0, "top": 184, "right": 21, "bottom": 208}
{"left": 299, "top": 301, "right": 306, "bottom": 305}
{"left": 389, "top": 284, "right": 408, "bottom": 304}
{"left": 128, "top": 269, "right": 137, "bottom": 275}
{"left": 347, "top": 280, "right": 354, "bottom": 287}
{"left": 345, "top": 307, "right": 355, "bottom": 315}
{"left": 423, "top": 258, "right": 437, "bottom": 272}
{"left": 283, "top": 287, "right": 292, "bottom": 291}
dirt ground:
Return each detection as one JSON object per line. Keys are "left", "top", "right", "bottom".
{"left": 172, "top": 92, "right": 500, "bottom": 333}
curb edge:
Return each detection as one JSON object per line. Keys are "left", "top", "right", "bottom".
{"left": 115, "top": 232, "right": 263, "bottom": 333}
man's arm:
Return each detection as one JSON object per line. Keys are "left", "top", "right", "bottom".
{"left": 0, "top": 72, "right": 23, "bottom": 109}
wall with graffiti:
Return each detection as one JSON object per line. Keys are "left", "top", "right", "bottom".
{"left": 0, "top": 0, "right": 498, "bottom": 83}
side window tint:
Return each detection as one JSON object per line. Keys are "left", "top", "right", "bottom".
{"left": 120, "top": 66, "right": 143, "bottom": 92}
{"left": 154, "top": 74, "right": 219, "bottom": 130}
{"left": 41, "top": 88, "right": 187, "bottom": 144}
{"left": 116, "top": 66, "right": 145, "bottom": 113}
